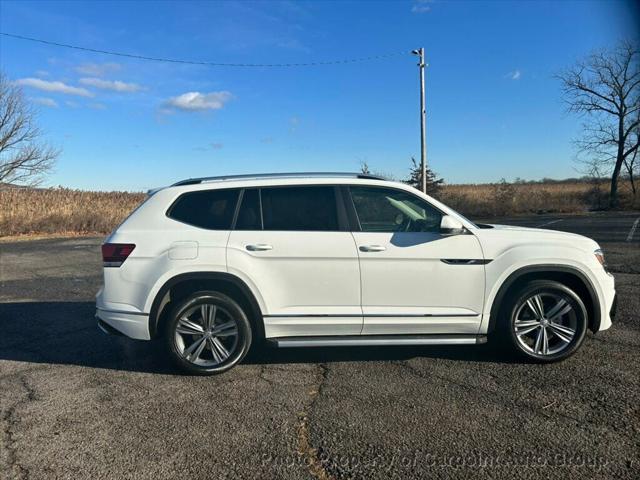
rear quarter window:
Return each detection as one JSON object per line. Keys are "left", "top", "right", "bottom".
{"left": 167, "top": 188, "right": 239, "bottom": 230}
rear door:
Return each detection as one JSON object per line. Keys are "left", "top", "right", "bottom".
{"left": 227, "top": 185, "right": 362, "bottom": 338}
{"left": 348, "top": 185, "right": 485, "bottom": 335}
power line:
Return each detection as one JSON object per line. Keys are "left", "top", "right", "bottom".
{"left": 0, "top": 32, "right": 410, "bottom": 67}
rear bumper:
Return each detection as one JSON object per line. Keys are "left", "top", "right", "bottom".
{"left": 96, "top": 287, "right": 151, "bottom": 340}
{"left": 95, "top": 307, "right": 151, "bottom": 340}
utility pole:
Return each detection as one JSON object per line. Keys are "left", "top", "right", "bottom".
{"left": 412, "top": 48, "right": 427, "bottom": 193}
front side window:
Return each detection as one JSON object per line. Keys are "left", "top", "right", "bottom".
{"left": 167, "top": 188, "right": 239, "bottom": 230}
{"left": 261, "top": 186, "right": 339, "bottom": 231}
{"left": 349, "top": 186, "right": 442, "bottom": 233}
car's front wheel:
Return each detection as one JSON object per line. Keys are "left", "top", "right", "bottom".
{"left": 164, "top": 291, "right": 252, "bottom": 375}
{"left": 500, "top": 280, "right": 588, "bottom": 362}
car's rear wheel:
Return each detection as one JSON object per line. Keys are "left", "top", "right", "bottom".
{"left": 499, "top": 280, "right": 588, "bottom": 362}
{"left": 164, "top": 291, "right": 252, "bottom": 375}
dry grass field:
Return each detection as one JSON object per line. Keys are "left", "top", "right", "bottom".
{"left": 0, "top": 181, "right": 637, "bottom": 237}
{"left": 439, "top": 180, "right": 638, "bottom": 217}
{"left": 0, "top": 187, "right": 145, "bottom": 237}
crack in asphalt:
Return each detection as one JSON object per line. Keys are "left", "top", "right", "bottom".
{"left": 296, "top": 363, "right": 339, "bottom": 480}
{"left": 2, "top": 374, "right": 37, "bottom": 480}
{"left": 257, "top": 364, "right": 276, "bottom": 386}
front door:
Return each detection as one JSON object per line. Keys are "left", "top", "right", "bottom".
{"left": 348, "top": 186, "right": 485, "bottom": 335}
{"left": 227, "top": 185, "right": 362, "bottom": 338}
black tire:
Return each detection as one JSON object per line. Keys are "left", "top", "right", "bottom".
{"left": 164, "top": 291, "right": 252, "bottom": 375}
{"left": 496, "top": 280, "right": 588, "bottom": 363}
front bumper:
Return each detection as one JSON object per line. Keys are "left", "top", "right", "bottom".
{"left": 593, "top": 270, "right": 615, "bottom": 332}
{"left": 609, "top": 294, "right": 617, "bottom": 322}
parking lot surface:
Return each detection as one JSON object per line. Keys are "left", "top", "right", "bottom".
{"left": 1, "top": 212, "right": 639, "bottom": 479}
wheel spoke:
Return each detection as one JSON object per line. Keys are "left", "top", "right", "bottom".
{"left": 545, "top": 299, "right": 567, "bottom": 320}
{"left": 207, "top": 338, "right": 222, "bottom": 363}
{"left": 515, "top": 319, "right": 539, "bottom": 328}
{"left": 527, "top": 295, "right": 545, "bottom": 319}
{"left": 541, "top": 327, "right": 549, "bottom": 355}
{"left": 209, "top": 305, "right": 217, "bottom": 330}
{"left": 200, "top": 305, "right": 210, "bottom": 329}
{"left": 183, "top": 336, "right": 207, "bottom": 361}
{"left": 534, "top": 327, "right": 544, "bottom": 353}
{"left": 176, "top": 326, "right": 204, "bottom": 336}
{"left": 177, "top": 317, "right": 204, "bottom": 335}
{"left": 211, "top": 320, "right": 238, "bottom": 337}
{"left": 190, "top": 337, "right": 208, "bottom": 362}
{"left": 548, "top": 304, "right": 573, "bottom": 322}
{"left": 208, "top": 337, "right": 230, "bottom": 363}
{"left": 548, "top": 322, "right": 575, "bottom": 343}
{"left": 516, "top": 325, "right": 539, "bottom": 336}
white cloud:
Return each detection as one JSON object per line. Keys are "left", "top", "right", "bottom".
{"left": 79, "top": 77, "right": 144, "bottom": 93}
{"left": 32, "top": 97, "right": 58, "bottom": 108}
{"left": 210, "top": 143, "right": 224, "bottom": 150}
{"left": 163, "top": 91, "right": 233, "bottom": 112}
{"left": 507, "top": 69, "right": 522, "bottom": 80}
{"left": 14, "top": 78, "right": 94, "bottom": 97}
{"left": 75, "top": 62, "right": 121, "bottom": 77}
{"left": 412, "top": 0, "right": 433, "bottom": 13}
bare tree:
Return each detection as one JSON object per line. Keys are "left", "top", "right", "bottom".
{"left": 622, "top": 117, "right": 639, "bottom": 195}
{"left": 557, "top": 41, "right": 640, "bottom": 207}
{"left": 0, "top": 72, "right": 58, "bottom": 186}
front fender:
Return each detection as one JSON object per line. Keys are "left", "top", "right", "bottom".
{"left": 480, "top": 245, "right": 603, "bottom": 335}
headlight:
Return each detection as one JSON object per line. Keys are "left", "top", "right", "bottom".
{"left": 594, "top": 248, "right": 607, "bottom": 270}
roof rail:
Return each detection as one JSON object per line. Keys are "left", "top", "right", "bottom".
{"left": 171, "top": 172, "right": 386, "bottom": 186}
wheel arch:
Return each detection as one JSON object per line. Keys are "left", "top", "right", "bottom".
{"left": 487, "top": 265, "right": 601, "bottom": 334}
{"left": 148, "top": 272, "right": 264, "bottom": 340}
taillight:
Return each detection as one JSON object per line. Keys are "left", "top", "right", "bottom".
{"left": 102, "top": 243, "right": 136, "bottom": 267}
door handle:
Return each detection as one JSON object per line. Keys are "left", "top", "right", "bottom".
{"left": 246, "top": 244, "right": 273, "bottom": 252}
{"left": 359, "top": 245, "right": 386, "bottom": 252}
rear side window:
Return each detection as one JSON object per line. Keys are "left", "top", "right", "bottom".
{"left": 168, "top": 189, "right": 239, "bottom": 230}
{"left": 261, "top": 186, "right": 338, "bottom": 231}
{"left": 235, "top": 189, "right": 262, "bottom": 230}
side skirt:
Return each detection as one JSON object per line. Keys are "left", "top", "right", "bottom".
{"left": 267, "top": 334, "right": 487, "bottom": 348}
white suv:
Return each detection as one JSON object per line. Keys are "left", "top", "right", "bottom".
{"left": 96, "top": 173, "right": 616, "bottom": 374}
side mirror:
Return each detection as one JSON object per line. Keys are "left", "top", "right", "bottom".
{"left": 440, "top": 215, "right": 465, "bottom": 235}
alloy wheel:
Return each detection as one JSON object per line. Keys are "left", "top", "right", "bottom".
{"left": 174, "top": 303, "right": 239, "bottom": 367}
{"left": 513, "top": 292, "right": 578, "bottom": 356}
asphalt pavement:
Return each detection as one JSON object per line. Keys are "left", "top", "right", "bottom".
{"left": 1, "top": 211, "right": 639, "bottom": 479}
{"left": 476, "top": 210, "right": 640, "bottom": 244}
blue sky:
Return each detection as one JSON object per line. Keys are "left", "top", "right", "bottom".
{"left": 0, "top": 0, "right": 637, "bottom": 191}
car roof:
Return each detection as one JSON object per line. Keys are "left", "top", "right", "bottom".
{"left": 146, "top": 174, "right": 401, "bottom": 196}
{"left": 171, "top": 172, "right": 385, "bottom": 186}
